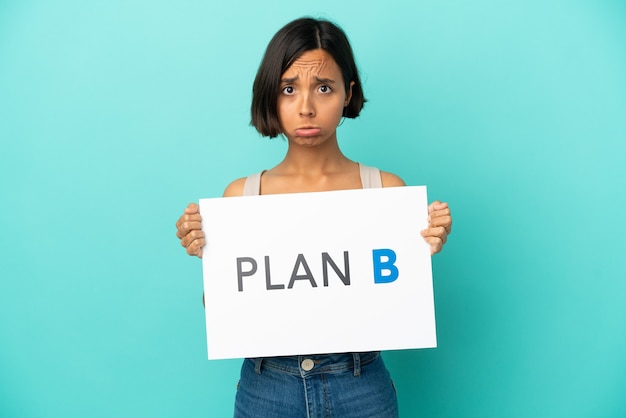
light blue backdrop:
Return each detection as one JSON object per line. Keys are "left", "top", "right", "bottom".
{"left": 1, "top": 0, "right": 625, "bottom": 417}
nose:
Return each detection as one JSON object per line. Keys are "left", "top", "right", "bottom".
{"left": 298, "top": 93, "right": 315, "bottom": 117}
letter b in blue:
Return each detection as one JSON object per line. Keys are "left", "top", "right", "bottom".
{"left": 372, "top": 249, "right": 399, "bottom": 284}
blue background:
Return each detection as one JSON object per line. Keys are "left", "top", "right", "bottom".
{"left": 1, "top": 0, "right": 625, "bottom": 416}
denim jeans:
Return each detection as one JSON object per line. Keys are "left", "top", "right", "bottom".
{"left": 234, "top": 352, "right": 398, "bottom": 418}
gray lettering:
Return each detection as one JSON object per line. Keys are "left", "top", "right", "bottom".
{"left": 322, "top": 251, "right": 350, "bottom": 286}
{"left": 236, "top": 257, "right": 257, "bottom": 292}
{"left": 287, "top": 254, "right": 317, "bottom": 288}
{"left": 265, "top": 255, "right": 285, "bottom": 290}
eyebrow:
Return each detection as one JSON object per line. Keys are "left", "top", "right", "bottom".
{"left": 280, "top": 76, "right": 337, "bottom": 84}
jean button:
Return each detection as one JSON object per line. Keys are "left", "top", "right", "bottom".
{"left": 301, "top": 359, "right": 314, "bottom": 371}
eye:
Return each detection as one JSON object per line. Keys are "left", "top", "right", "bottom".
{"left": 318, "top": 85, "right": 332, "bottom": 94}
{"left": 282, "top": 86, "right": 295, "bottom": 95}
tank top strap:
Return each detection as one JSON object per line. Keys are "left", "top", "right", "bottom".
{"left": 242, "top": 172, "right": 262, "bottom": 196}
{"left": 359, "top": 163, "right": 383, "bottom": 189}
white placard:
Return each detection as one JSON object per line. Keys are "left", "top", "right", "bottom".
{"left": 199, "top": 186, "right": 436, "bottom": 360}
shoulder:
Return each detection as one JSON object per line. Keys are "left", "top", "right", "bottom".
{"left": 222, "top": 177, "right": 247, "bottom": 197}
{"left": 380, "top": 170, "right": 406, "bottom": 187}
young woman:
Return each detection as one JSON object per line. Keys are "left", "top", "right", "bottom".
{"left": 176, "top": 17, "right": 452, "bottom": 418}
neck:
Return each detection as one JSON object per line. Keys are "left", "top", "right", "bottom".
{"left": 279, "top": 136, "right": 351, "bottom": 174}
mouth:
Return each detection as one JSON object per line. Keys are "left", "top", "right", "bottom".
{"left": 295, "top": 127, "right": 322, "bottom": 137}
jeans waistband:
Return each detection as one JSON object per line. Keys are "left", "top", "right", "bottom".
{"left": 251, "top": 352, "right": 380, "bottom": 377}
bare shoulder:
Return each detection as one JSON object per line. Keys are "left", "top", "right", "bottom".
{"left": 222, "top": 177, "right": 247, "bottom": 197}
{"left": 380, "top": 171, "right": 406, "bottom": 187}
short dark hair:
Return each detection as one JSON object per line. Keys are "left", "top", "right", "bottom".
{"left": 251, "top": 18, "right": 366, "bottom": 138}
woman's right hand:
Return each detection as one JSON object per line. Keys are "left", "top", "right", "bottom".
{"left": 175, "top": 203, "right": 205, "bottom": 258}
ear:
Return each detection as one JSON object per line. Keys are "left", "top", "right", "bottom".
{"left": 344, "top": 81, "right": 355, "bottom": 107}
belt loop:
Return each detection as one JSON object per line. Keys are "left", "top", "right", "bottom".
{"left": 254, "top": 358, "right": 263, "bottom": 374}
{"left": 353, "top": 353, "right": 361, "bottom": 377}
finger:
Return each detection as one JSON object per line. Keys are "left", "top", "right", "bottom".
{"left": 184, "top": 202, "right": 199, "bottom": 214}
{"left": 428, "top": 215, "right": 452, "bottom": 231}
{"left": 421, "top": 226, "right": 448, "bottom": 245}
{"left": 429, "top": 207, "right": 450, "bottom": 219}
{"left": 427, "top": 202, "right": 449, "bottom": 222}
{"left": 177, "top": 225, "right": 202, "bottom": 243}
{"left": 181, "top": 229, "right": 205, "bottom": 249}
{"left": 176, "top": 215, "right": 202, "bottom": 236}
{"left": 176, "top": 214, "right": 202, "bottom": 236}
{"left": 176, "top": 212, "right": 202, "bottom": 228}
{"left": 428, "top": 201, "right": 448, "bottom": 214}
{"left": 428, "top": 206, "right": 449, "bottom": 221}
{"left": 186, "top": 237, "right": 206, "bottom": 257}
{"left": 184, "top": 234, "right": 205, "bottom": 253}
{"left": 428, "top": 206, "right": 452, "bottom": 234}
{"left": 176, "top": 203, "right": 201, "bottom": 231}
{"left": 422, "top": 236, "right": 444, "bottom": 255}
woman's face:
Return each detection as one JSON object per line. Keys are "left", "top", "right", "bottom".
{"left": 277, "top": 49, "right": 353, "bottom": 147}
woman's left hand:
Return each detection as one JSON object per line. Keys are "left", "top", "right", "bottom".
{"left": 421, "top": 201, "right": 452, "bottom": 255}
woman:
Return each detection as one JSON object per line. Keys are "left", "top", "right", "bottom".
{"left": 176, "top": 17, "right": 452, "bottom": 418}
